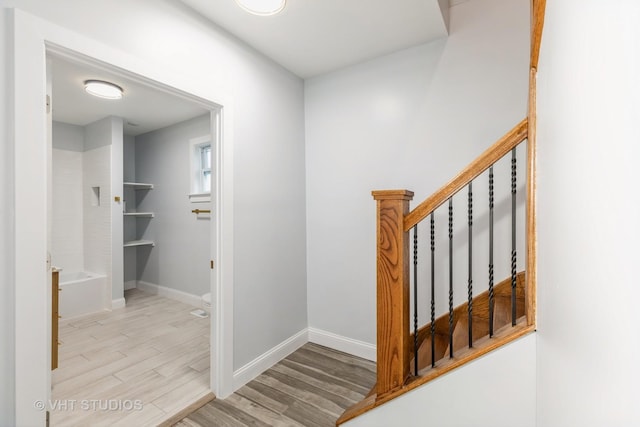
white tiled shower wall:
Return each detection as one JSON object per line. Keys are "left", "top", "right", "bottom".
{"left": 82, "top": 144, "right": 111, "bottom": 279}
{"left": 52, "top": 118, "right": 119, "bottom": 311}
{"left": 51, "top": 148, "right": 83, "bottom": 272}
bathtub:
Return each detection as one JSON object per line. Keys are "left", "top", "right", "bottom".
{"left": 58, "top": 271, "right": 108, "bottom": 319}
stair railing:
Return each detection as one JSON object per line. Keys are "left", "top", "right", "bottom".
{"left": 337, "top": 3, "right": 544, "bottom": 422}
{"left": 371, "top": 118, "right": 532, "bottom": 399}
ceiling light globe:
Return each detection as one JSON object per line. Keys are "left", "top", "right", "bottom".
{"left": 234, "top": 0, "right": 286, "bottom": 16}
{"left": 84, "top": 80, "right": 123, "bottom": 100}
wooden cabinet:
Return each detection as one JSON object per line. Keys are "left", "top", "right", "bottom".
{"left": 52, "top": 270, "right": 59, "bottom": 370}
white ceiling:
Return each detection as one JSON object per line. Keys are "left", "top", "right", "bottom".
{"left": 180, "top": 0, "right": 452, "bottom": 78}
{"left": 51, "top": 0, "right": 473, "bottom": 135}
{"left": 50, "top": 55, "right": 209, "bottom": 136}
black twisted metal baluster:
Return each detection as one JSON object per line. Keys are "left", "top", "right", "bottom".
{"left": 448, "top": 198, "right": 454, "bottom": 358}
{"left": 468, "top": 182, "right": 473, "bottom": 348}
{"left": 413, "top": 225, "right": 418, "bottom": 376}
{"left": 511, "top": 148, "right": 517, "bottom": 326}
{"left": 430, "top": 213, "right": 435, "bottom": 368}
{"left": 489, "top": 166, "right": 495, "bottom": 337}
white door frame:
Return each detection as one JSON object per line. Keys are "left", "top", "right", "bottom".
{"left": 10, "top": 9, "right": 235, "bottom": 425}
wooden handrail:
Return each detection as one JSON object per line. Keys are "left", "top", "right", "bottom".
{"left": 526, "top": 0, "right": 545, "bottom": 329}
{"left": 530, "top": 0, "right": 546, "bottom": 70}
{"left": 404, "top": 119, "right": 528, "bottom": 232}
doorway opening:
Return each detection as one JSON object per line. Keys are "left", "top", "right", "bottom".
{"left": 11, "top": 13, "right": 236, "bottom": 423}
{"left": 46, "top": 48, "right": 223, "bottom": 424}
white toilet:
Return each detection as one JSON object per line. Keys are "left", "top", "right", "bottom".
{"left": 202, "top": 292, "right": 212, "bottom": 313}
{"left": 190, "top": 293, "right": 211, "bottom": 318}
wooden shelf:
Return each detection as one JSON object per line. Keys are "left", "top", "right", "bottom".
{"left": 123, "top": 182, "right": 154, "bottom": 190}
{"left": 124, "top": 240, "right": 155, "bottom": 248}
{"left": 123, "top": 212, "right": 155, "bottom": 218}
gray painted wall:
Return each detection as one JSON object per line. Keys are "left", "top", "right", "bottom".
{"left": 84, "top": 116, "right": 116, "bottom": 151}
{"left": 232, "top": 67, "right": 307, "bottom": 369}
{"left": 52, "top": 121, "right": 83, "bottom": 151}
{"left": 123, "top": 134, "right": 135, "bottom": 182}
{"left": 304, "top": 0, "right": 529, "bottom": 345}
{"left": 123, "top": 134, "right": 137, "bottom": 284}
{"left": 0, "top": 8, "right": 15, "bottom": 425}
{"left": 134, "top": 114, "right": 211, "bottom": 297}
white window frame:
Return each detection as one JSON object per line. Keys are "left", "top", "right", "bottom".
{"left": 189, "top": 135, "right": 212, "bottom": 203}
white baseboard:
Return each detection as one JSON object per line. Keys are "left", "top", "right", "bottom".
{"left": 137, "top": 280, "right": 202, "bottom": 308}
{"left": 308, "top": 327, "right": 376, "bottom": 362}
{"left": 233, "top": 329, "right": 308, "bottom": 391}
{"left": 111, "top": 298, "right": 126, "bottom": 310}
{"left": 124, "top": 280, "right": 137, "bottom": 291}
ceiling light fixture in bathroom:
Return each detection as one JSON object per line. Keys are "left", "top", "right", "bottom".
{"left": 84, "top": 80, "right": 124, "bottom": 100}
{"left": 234, "top": 0, "right": 286, "bottom": 16}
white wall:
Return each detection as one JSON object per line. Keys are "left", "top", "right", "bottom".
{"left": 0, "top": 8, "right": 15, "bottom": 425}
{"left": 51, "top": 148, "right": 84, "bottom": 274}
{"left": 110, "top": 118, "right": 124, "bottom": 305}
{"left": 52, "top": 122, "right": 84, "bottom": 273}
{"left": 536, "top": 1, "right": 640, "bottom": 426}
{"left": 345, "top": 334, "right": 536, "bottom": 427}
{"left": 134, "top": 114, "right": 211, "bottom": 297}
{"left": 305, "top": 0, "right": 529, "bottom": 347}
{"left": 51, "top": 149, "right": 84, "bottom": 272}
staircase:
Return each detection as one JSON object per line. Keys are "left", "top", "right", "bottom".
{"left": 413, "top": 272, "right": 526, "bottom": 373}
{"left": 337, "top": 121, "right": 535, "bottom": 424}
{"left": 336, "top": 1, "right": 546, "bottom": 424}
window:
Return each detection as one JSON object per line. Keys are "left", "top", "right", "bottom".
{"left": 190, "top": 135, "right": 212, "bottom": 203}
{"left": 200, "top": 144, "right": 211, "bottom": 193}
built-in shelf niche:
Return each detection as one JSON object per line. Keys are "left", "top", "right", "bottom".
{"left": 123, "top": 181, "right": 154, "bottom": 248}
{"left": 123, "top": 182, "right": 154, "bottom": 190}
{"left": 123, "top": 212, "right": 155, "bottom": 218}
{"left": 123, "top": 239, "right": 155, "bottom": 248}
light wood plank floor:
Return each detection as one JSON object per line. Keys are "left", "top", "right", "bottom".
{"left": 174, "top": 343, "right": 376, "bottom": 427}
{"left": 51, "top": 288, "right": 210, "bottom": 426}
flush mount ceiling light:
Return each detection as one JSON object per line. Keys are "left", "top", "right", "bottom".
{"left": 84, "top": 80, "right": 124, "bottom": 100}
{"left": 234, "top": 0, "right": 286, "bottom": 16}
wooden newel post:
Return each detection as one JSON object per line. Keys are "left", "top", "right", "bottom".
{"left": 372, "top": 189, "right": 414, "bottom": 397}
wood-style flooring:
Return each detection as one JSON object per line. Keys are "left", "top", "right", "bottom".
{"left": 174, "top": 343, "right": 376, "bottom": 427}
{"left": 51, "top": 288, "right": 210, "bottom": 426}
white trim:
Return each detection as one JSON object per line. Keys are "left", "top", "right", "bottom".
{"left": 123, "top": 280, "right": 137, "bottom": 291}
{"left": 188, "top": 193, "right": 211, "bottom": 203}
{"left": 59, "top": 309, "right": 110, "bottom": 323}
{"left": 308, "top": 327, "right": 377, "bottom": 362}
{"left": 213, "top": 105, "right": 235, "bottom": 398}
{"left": 12, "top": 10, "right": 50, "bottom": 425}
{"left": 232, "top": 329, "right": 308, "bottom": 391}
{"left": 111, "top": 298, "right": 126, "bottom": 310}
{"left": 11, "top": 9, "right": 236, "bottom": 420}
{"left": 136, "top": 281, "right": 202, "bottom": 308}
